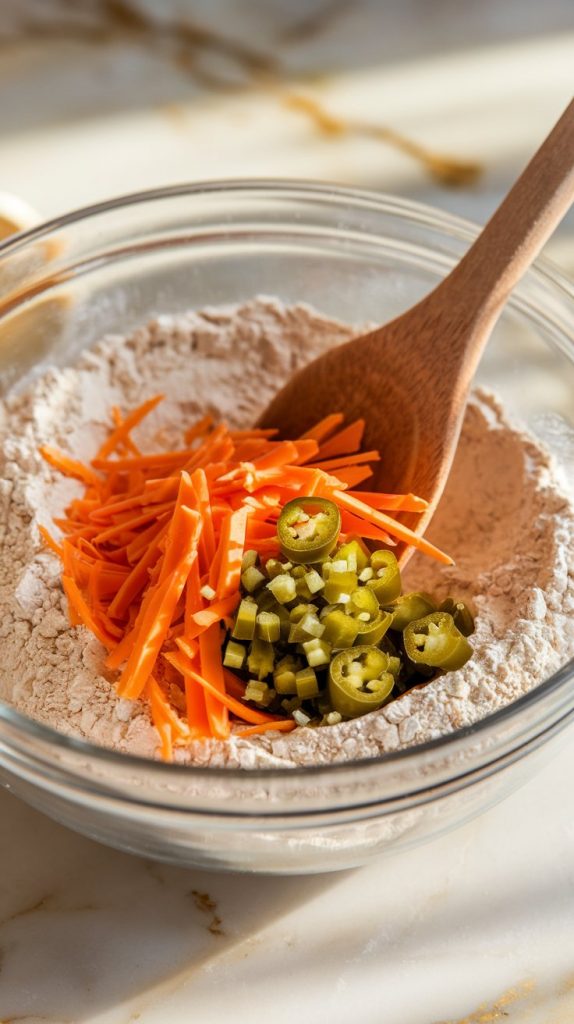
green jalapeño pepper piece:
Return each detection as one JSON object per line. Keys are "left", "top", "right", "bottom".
{"left": 273, "top": 654, "right": 303, "bottom": 694}
{"left": 389, "top": 592, "right": 435, "bottom": 631}
{"left": 245, "top": 680, "right": 274, "bottom": 707}
{"left": 345, "top": 586, "right": 393, "bottom": 644}
{"left": 439, "top": 598, "right": 475, "bottom": 637}
{"left": 277, "top": 496, "right": 341, "bottom": 564}
{"left": 348, "top": 587, "right": 379, "bottom": 621}
{"left": 295, "top": 576, "right": 314, "bottom": 601}
{"left": 266, "top": 573, "right": 297, "bottom": 604}
{"left": 241, "top": 565, "right": 266, "bottom": 593}
{"left": 295, "top": 666, "right": 320, "bottom": 700}
{"left": 247, "top": 637, "right": 275, "bottom": 680}
{"left": 355, "top": 609, "right": 393, "bottom": 645}
{"left": 232, "top": 598, "right": 257, "bottom": 641}
{"left": 321, "top": 608, "right": 360, "bottom": 649}
{"left": 265, "top": 558, "right": 286, "bottom": 580}
{"left": 289, "top": 602, "right": 316, "bottom": 623}
{"left": 288, "top": 610, "right": 324, "bottom": 644}
{"left": 323, "top": 570, "right": 358, "bottom": 604}
{"left": 336, "top": 537, "right": 370, "bottom": 573}
{"left": 256, "top": 611, "right": 281, "bottom": 643}
{"left": 256, "top": 587, "right": 278, "bottom": 612}
{"left": 366, "top": 549, "right": 402, "bottom": 605}
{"left": 302, "top": 637, "right": 332, "bottom": 668}
{"left": 403, "top": 612, "right": 473, "bottom": 671}
{"left": 275, "top": 603, "right": 292, "bottom": 641}
{"left": 241, "top": 549, "right": 258, "bottom": 572}
{"left": 328, "top": 646, "right": 395, "bottom": 719}
{"left": 304, "top": 568, "right": 325, "bottom": 595}
{"left": 223, "top": 639, "right": 246, "bottom": 670}
{"left": 255, "top": 594, "right": 291, "bottom": 640}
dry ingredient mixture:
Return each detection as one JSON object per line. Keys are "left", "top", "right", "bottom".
{"left": 1, "top": 297, "right": 573, "bottom": 768}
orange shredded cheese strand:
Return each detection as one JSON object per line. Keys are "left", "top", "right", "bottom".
{"left": 333, "top": 489, "right": 452, "bottom": 565}
{"left": 40, "top": 446, "right": 101, "bottom": 488}
{"left": 199, "top": 623, "right": 230, "bottom": 739}
{"left": 97, "top": 395, "right": 164, "bottom": 459}
{"left": 38, "top": 525, "right": 64, "bottom": 558}
{"left": 315, "top": 418, "right": 365, "bottom": 460}
{"left": 61, "top": 575, "right": 116, "bottom": 649}
{"left": 300, "top": 413, "right": 344, "bottom": 443}
{"left": 117, "top": 509, "right": 202, "bottom": 700}
{"left": 235, "top": 720, "right": 297, "bottom": 737}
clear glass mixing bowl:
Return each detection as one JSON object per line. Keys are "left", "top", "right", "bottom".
{"left": 0, "top": 181, "right": 573, "bottom": 874}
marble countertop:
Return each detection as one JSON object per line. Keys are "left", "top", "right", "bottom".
{"left": 1, "top": 4, "right": 574, "bottom": 1021}
{"left": 2, "top": 738, "right": 574, "bottom": 1023}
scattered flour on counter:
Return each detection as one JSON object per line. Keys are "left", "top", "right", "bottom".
{"left": 1, "top": 297, "right": 573, "bottom": 768}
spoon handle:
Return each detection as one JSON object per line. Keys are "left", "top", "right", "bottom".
{"left": 439, "top": 97, "right": 574, "bottom": 328}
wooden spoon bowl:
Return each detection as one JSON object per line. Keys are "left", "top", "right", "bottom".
{"left": 259, "top": 99, "right": 574, "bottom": 562}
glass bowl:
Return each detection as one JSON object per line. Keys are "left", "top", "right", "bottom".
{"left": 1, "top": 181, "right": 573, "bottom": 875}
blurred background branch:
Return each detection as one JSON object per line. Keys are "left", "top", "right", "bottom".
{"left": 0, "top": 0, "right": 572, "bottom": 263}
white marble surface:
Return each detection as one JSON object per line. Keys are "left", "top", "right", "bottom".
{"left": 0, "top": 2, "right": 573, "bottom": 252}
{"left": 2, "top": 738, "right": 574, "bottom": 1023}
{"left": 1, "top": 5, "right": 574, "bottom": 1021}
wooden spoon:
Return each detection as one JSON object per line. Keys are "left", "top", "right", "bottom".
{"left": 258, "top": 99, "right": 574, "bottom": 563}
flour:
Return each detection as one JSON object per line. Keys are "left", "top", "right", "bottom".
{"left": 1, "top": 297, "right": 573, "bottom": 769}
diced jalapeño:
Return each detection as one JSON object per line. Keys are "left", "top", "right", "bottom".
{"left": 295, "top": 666, "right": 319, "bottom": 700}
{"left": 247, "top": 637, "right": 275, "bottom": 679}
{"left": 323, "top": 570, "right": 358, "bottom": 604}
{"left": 256, "top": 611, "right": 281, "bottom": 643}
{"left": 232, "top": 598, "right": 257, "bottom": 641}
{"left": 336, "top": 537, "right": 370, "bottom": 573}
{"left": 321, "top": 609, "right": 360, "bottom": 649}
{"left": 223, "top": 639, "right": 246, "bottom": 670}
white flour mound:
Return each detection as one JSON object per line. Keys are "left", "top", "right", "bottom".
{"left": 1, "top": 297, "right": 573, "bottom": 769}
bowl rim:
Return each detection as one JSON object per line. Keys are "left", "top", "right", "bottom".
{"left": 0, "top": 176, "right": 573, "bottom": 785}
